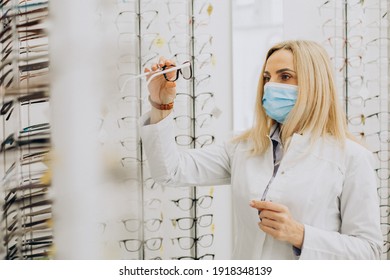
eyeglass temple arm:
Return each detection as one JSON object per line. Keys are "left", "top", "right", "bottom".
{"left": 120, "top": 62, "right": 191, "bottom": 93}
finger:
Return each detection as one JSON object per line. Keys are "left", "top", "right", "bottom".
{"left": 144, "top": 68, "right": 152, "bottom": 80}
{"left": 258, "top": 222, "right": 279, "bottom": 236}
{"left": 250, "top": 200, "right": 287, "bottom": 212}
{"left": 163, "top": 61, "right": 177, "bottom": 80}
{"left": 165, "top": 81, "right": 176, "bottom": 88}
{"left": 249, "top": 200, "right": 266, "bottom": 211}
{"left": 259, "top": 216, "right": 279, "bottom": 230}
{"left": 165, "top": 71, "right": 176, "bottom": 81}
{"left": 259, "top": 210, "right": 279, "bottom": 221}
{"left": 165, "top": 59, "right": 176, "bottom": 67}
{"left": 151, "top": 64, "right": 159, "bottom": 71}
{"left": 158, "top": 56, "right": 166, "bottom": 67}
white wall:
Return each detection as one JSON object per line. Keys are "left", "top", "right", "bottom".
{"left": 232, "top": 0, "right": 284, "bottom": 133}
{"left": 283, "top": 0, "right": 323, "bottom": 42}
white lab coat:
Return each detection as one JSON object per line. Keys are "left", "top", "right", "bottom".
{"left": 140, "top": 113, "right": 383, "bottom": 260}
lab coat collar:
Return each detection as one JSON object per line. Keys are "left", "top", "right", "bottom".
{"left": 270, "top": 124, "right": 281, "bottom": 145}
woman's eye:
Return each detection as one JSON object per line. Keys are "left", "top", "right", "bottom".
{"left": 281, "top": 74, "right": 291, "bottom": 81}
{"left": 263, "top": 76, "right": 270, "bottom": 82}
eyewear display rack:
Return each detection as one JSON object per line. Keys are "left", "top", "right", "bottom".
{"left": 48, "top": 0, "right": 219, "bottom": 260}
{"left": 0, "top": 0, "right": 220, "bottom": 260}
{"left": 0, "top": 0, "right": 51, "bottom": 260}
{"left": 104, "top": 0, "right": 218, "bottom": 260}
{"left": 319, "top": 0, "right": 390, "bottom": 259}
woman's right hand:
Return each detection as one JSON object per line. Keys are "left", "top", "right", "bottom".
{"left": 144, "top": 57, "right": 177, "bottom": 106}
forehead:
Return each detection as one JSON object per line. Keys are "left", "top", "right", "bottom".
{"left": 265, "top": 49, "right": 294, "bottom": 71}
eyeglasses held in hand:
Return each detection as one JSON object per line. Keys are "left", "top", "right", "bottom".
{"left": 119, "top": 61, "right": 192, "bottom": 93}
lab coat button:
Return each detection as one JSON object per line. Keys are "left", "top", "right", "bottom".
{"left": 281, "top": 171, "right": 285, "bottom": 175}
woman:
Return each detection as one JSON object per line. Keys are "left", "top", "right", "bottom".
{"left": 140, "top": 40, "right": 382, "bottom": 259}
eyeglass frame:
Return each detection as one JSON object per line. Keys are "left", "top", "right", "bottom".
{"left": 161, "top": 61, "right": 192, "bottom": 82}
{"left": 119, "top": 61, "right": 192, "bottom": 93}
{"left": 119, "top": 237, "right": 163, "bottom": 252}
{"left": 171, "top": 195, "right": 213, "bottom": 211}
{"left": 171, "top": 214, "right": 213, "bottom": 230}
{"left": 171, "top": 233, "right": 214, "bottom": 250}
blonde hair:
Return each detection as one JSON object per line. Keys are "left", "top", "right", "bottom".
{"left": 234, "top": 40, "right": 353, "bottom": 155}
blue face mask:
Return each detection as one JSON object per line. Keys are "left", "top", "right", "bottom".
{"left": 262, "top": 82, "right": 299, "bottom": 124}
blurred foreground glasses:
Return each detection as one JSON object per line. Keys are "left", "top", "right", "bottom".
{"left": 0, "top": 132, "right": 50, "bottom": 153}
{"left": 7, "top": 241, "right": 52, "bottom": 260}
{"left": 4, "top": 188, "right": 50, "bottom": 214}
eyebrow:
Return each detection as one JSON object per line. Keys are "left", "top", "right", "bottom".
{"left": 264, "top": 68, "right": 296, "bottom": 75}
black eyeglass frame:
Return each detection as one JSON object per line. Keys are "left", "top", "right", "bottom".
{"left": 162, "top": 61, "right": 192, "bottom": 82}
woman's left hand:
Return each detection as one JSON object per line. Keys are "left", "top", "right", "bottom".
{"left": 249, "top": 200, "right": 304, "bottom": 249}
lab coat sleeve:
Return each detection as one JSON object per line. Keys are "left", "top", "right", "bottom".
{"left": 140, "top": 112, "right": 232, "bottom": 187}
{"left": 300, "top": 149, "right": 383, "bottom": 259}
